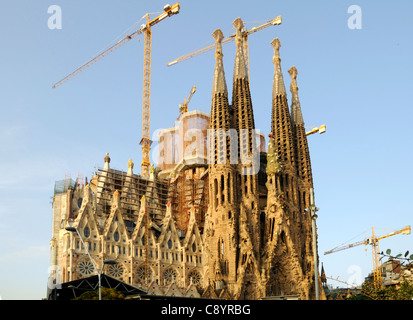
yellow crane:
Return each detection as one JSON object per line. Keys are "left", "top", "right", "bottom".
{"left": 179, "top": 85, "right": 196, "bottom": 115}
{"left": 52, "top": 3, "right": 181, "bottom": 178}
{"left": 324, "top": 225, "right": 411, "bottom": 289}
{"left": 306, "top": 124, "right": 326, "bottom": 136}
{"left": 167, "top": 15, "right": 282, "bottom": 77}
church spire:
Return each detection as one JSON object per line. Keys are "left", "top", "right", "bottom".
{"left": 210, "top": 28, "right": 232, "bottom": 164}
{"left": 271, "top": 38, "right": 286, "bottom": 98}
{"left": 211, "top": 29, "right": 227, "bottom": 96}
{"left": 231, "top": 17, "right": 256, "bottom": 160}
{"left": 288, "top": 66, "right": 304, "bottom": 124}
{"left": 270, "top": 38, "right": 296, "bottom": 170}
{"left": 288, "top": 65, "right": 313, "bottom": 186}
{"left": 232, "top": 18, "right": 248, "bottom": 82}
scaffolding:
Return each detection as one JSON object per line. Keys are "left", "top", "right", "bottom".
{"left": 168, "top": 173, "right": 208, "bottom": 234}
{"left": 54, "top": 176, "right": 77, "bottom": 194}
{"left": 95, "top": 168, "right": 169, "bottom": 225}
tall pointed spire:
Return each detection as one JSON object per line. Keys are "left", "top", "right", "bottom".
{"left": 232, "top": 17, "right": 255, "bottom": 158}
{"left": 211, "top": 29, "right": 228, "bottom": 96}
{"left": 210, "top": 28, "right": 232, "bottom": 164}
{"left": 270, "top": 38, "right": 296, "bottom": 169}
{"left": 288, "top": 65, "right": 313, "bottom": 186}
{"left": 288, "top": 66, "right": 304, "bottom": 124}
{"left": 231, "top": 17, "right": 260, "bottom": 264}
{"left": 232, "top": 18, "right": 248, "bottom": 82}
{"left": 205, "top": 30, "right": 240, "bottom": 292}
{"left": 271, "top": 38, "right": 286, "bottom": 98}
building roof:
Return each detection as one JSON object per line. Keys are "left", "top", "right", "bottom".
{"left": 47, "top": 274, "right": 147, "bottom": 300}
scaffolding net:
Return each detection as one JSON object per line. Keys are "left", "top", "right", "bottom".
{"left": 54, "top": 178, "right": 77, "bottom": 194}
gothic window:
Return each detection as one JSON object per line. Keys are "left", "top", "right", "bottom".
{"left": 83, "top": 226, "right": 90, "bottom": 238}
{"left": 227, "top": 173, "right": 231, "bottom": 203}
{"left": 188, "top": 270, "right": 201, "bottom": 287}
{"left": 108, "top": 264, "right": 124, "bottom": 279}
{"left": 214, "top": 178, "right": 218, "bottom": 208}
{"left": 218, "top": 238, "right": 224, "bottom": 259}
{"left": 114, "top": 231, "right": 120, "bottom": 242}
{"left": 270, "top": 218, "right": 275, "bottom": 242}
{"left": 167, "top": 239, "right": 173, "bottom": 249}
{"left": 221, "top": 175, "right": 225, "bottom": 203}
{"left": 163, "top": 268, "right": 177, "bottom": 285}
{"left": 77, "top": 260, "right": 95, "bottom": 277}
{"left": 136, "top": 266, "right": 152, "bottom": 284}
{"left": 77, "top": 198, "right": 83, "bottom": 208}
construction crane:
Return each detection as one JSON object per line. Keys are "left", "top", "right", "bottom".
{"left": 52, "top": 3, "right": 181, "bottom": 178}
{"left": 179, "top": 85, "right": 196, "bottom": 115}
{"left": 167, "top": 15, "right": 282, "bottom": 77}
{"left": 306, "top": 124, "right": 326, "bottom": 136}
{"left": 324, "top": 225, "right": 411, "bottom": 289}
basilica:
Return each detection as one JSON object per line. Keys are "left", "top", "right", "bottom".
{"left": 49, "top": 17, "right": 325, "bottom": 300}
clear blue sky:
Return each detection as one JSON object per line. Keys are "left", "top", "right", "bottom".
{"left": 0, "top": 0, "right": 412, "bottom": 299}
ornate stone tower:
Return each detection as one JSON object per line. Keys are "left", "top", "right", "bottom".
{"left": 262, "top": 38, "right": 319, "bottom": 299}
{"left": 231, "top": 17, "right": 262, "bottom": 299}
{"left": 204, "top": 28, "right": 240, "bottom": 294}
{"left": 289, "top": 65, "right": 313, "bottom": 198}
{"left": 288, "top": 65, "right": 319, "bottom": 299}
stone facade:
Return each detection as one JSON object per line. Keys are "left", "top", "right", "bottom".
{"left": 49, "top": 18, "right": 325, "bottom": 300}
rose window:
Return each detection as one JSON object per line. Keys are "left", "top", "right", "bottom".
{"left": 77, "top": 260, "right": 95, "bottom": 277}
{"left": 107, "top": 263, "right": 124, "bottom": 279}
{"left": 163, "top": 268, "right": 177, "bottom": 285}
{"left": 136, "top": 266, "right": 152, "bottom": 283}
{"left": 188, "top": 270, "right": 201, "bottom": 286}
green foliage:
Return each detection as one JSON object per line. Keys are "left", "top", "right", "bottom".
{"left": 382, "top": 280, "right": 413, "bottom": 300}
{"left": 347, "top": 249, "right": 413, "bottom": 300}
{"left": 74, "top": 287, "right": 124, "bottom": 300}
{"left": 380, "top": 249, "right": 413, "bottom": 264}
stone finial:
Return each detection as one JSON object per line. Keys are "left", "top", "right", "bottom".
{"left": 211, "top": 28, "right": 228, "bottom": 95}
{"left": 212, "top": 28, "right": 224, "bottom": 46}
{"left": 232, "top": 17, "right": 244, "bottom": 41}
{"left": 232, "top": 17, "right": 248, "bottom": 81}
{"left": 127, "top": 158, "right": 134, "bottom": 176}
{"left": 127, "top": 158, "right": 134, "bottom": 169}
{"left": 288, "top": 65, "right": 298, "bottom": 80}
{"left": 288, "top": 66, "right": 304, "bottom": 124}
{"left": 112, "top": 189, "right": 121, "bottom": 207}
{"left": 104, "top": 152, "right": 111, "bottom": 171}
{"left": 271, "top": 37, "right": 281, "bottom": 53}
{"left": 271, "top": 38, "right": 286, "bottom": 97}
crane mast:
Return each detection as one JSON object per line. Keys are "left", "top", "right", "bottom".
{"left": 140, "top": 13, "right": 153, "bottom": 179}
{"left": 179, "top": 85, "right": 196, "bottom": 115}
{"left": 52, "top": 3, "right": 181, "bottom": 179}
{"left": 324, "top": 225, "right": 411, "bottom": 289}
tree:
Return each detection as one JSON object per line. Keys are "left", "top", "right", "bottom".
{"left": 348, "top": 249, "right": 413, "bottom": 300}
{"left": 74, "top": 287, "right": 124, "bottom": 300}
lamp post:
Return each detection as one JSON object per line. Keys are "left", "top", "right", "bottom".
{"left": 65, "top": 226, "right": 117, "bottom": 300}
{"left": 309, "top": 188, "right": 319, "bottom": 300}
